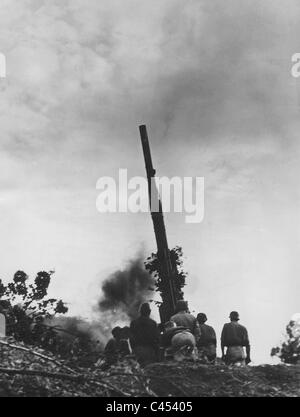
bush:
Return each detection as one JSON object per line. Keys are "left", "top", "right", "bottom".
{"left": 0, "top": 270, "right": 68, "bottom": 347}
{"left": 144, "top": 246, "right": 187, "bottom": 321}
{"left": 271, "top": 319, "right": 300, "bottom": 364}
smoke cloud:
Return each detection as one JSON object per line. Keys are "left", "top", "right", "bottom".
{"left": 45, "top": 254, "right": 155, "bottom": 352}
{"left": 47, "top": 315, "right": 108, "bottom": 349}
{"left": 98, "top": 255, "right": 155, "bottom": 320}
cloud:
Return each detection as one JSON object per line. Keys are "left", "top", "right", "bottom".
{"left": 1, "top": 0, "right": 299, "bottom": 153}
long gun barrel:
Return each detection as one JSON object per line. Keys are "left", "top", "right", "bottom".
{"left": 139, "top": 125, "right": 177, "bottom": 322}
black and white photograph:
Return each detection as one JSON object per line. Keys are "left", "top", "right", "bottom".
{"left": 0, "top": 0, "right": 299, "bottom": 402}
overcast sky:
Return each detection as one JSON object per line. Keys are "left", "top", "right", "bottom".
{"left": 0, "top": 0, "right": 300, "bottom": 363}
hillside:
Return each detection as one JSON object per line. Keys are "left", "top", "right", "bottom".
{"left": 0, "top": 338, "right": 299, "bottom": 397}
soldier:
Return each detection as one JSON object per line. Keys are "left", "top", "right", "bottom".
{"left": 197, "top": 313, "right": 217, "bottom": 363}
{"left": 130, "top": 303, "right": 159, "bottom": 366}
{"left": 221, "top": 311, "right": 251, "bottom": 366}
{"left": 103, "top": 326, "right": 122, "bottom": 367}
{"left": 161, "top": 321, "right": 196, "bottom": 361}
{"left": 170, "top": 300, "right": 200, "bottom": 343}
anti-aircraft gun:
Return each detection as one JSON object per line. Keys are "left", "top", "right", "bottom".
{"left": 139, "top": 125, "right": 179, "bottom": 323}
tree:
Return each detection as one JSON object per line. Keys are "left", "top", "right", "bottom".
{"left": 271, "top": 319, "right": 300, "bottom": 364}
{"left": 144, "top": 246, "right": 187, "bottom": 311}
{"left": 0, "top": 270, "right": 68, "bottom": 347}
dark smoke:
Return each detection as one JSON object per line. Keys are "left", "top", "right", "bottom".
{"left": 45, "top": 255, "right": 156, "bottom": 354}
{"left": 98, "top": 255, "right": 155, "bottom": 320}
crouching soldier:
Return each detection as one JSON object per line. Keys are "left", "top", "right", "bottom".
{"left": 197, "top": 313, "right": 217, "bottom": 363}
{"left": 221, "top": 311, "right": 251, "bottom": 366}
{"left": 102, "top": 326, "right": 122, "bottom": 369}
{"left": 162, "top": 321, "right": 197, "bottom": 362}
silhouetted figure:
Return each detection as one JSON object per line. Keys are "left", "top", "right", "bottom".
{"left": 197, "top": 313, "right": 217, "bottom": 363}
{"left": 161, "top": 321, "right": 196, "bottom": 361}
{"left": 221, "top": 311, "right": 251, "bottom": 366}
{"left": 170, "top": 300, "right": 200, "bottom": 343}
{"left": 104, "top": 326, "right": 122, "bottom": 367}
{"left": 130, "top": 303, "right": 159, "bottom": 366}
